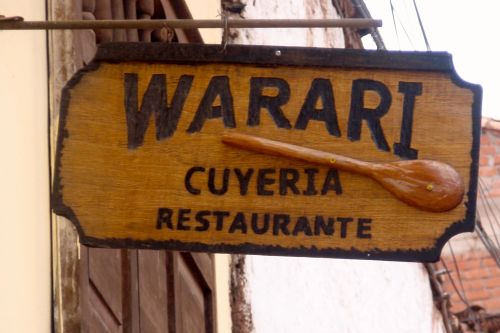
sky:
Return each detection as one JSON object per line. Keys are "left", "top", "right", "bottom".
{"left": 363, "top": 0, "right": 498, "bottom": 119}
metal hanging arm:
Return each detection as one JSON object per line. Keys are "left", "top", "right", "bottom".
{"left": 0, "top": 15, "right": 381, "bottom": 30}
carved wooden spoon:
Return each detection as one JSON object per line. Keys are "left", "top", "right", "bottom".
{"left": 221, "top": 132, "right": 464, "bottom": 213}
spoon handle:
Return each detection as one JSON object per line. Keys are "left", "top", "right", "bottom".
{"left": 221, "top": 132, "right": 373, "bottom": 176}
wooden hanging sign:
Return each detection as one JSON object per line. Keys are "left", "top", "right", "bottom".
{"left": 52, "top": 43, "right": 481, "bottom": 262}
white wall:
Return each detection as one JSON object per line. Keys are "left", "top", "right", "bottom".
{"left": 229, "top": 1, "right": 445, "bottom": 332}
{"left": 230, "top": 0, "right": 344, "bottom": 47}
{"left": 185, "top": 0, "right": 222, "bottom": 43}
{"left": 0, "top": 1, "right": 51, "bottom": 333}
{"left": 246, "top": 256, "right": 442, "bottom": 333}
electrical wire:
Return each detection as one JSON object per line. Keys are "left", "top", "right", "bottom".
{"left": 440, "top": 258, "right": 470, "bottom": 307}
{"left": 412, "top": 0, "right": 430, "bottom": 50}
{"left": 440, "top": 258, "right": 484, "bottom": 331}
{"left": 450, "top": 243, "right": 484, "bottom": 331}
{"left": 476, "top": 221, "right": 500, "bottom": 267}
{"left": 388, "top": 0, "right": 416, "bottom": 50}
{"left": 475, "top": 178, "right": 500, "bottom": 267}
{"left": 448, "top": 243, "right": 469, "bottom": 303}
{"left": 477, "top": 178, "right": 500, "bottom": 249}
{"left": 389, "top": 0, "right": 400, "bottom": 49}
{"left": 394, "top": 7, "right": 416, "bottom": 49}
{"left": 479, "top": 177, "right": 500, "bottom": 233}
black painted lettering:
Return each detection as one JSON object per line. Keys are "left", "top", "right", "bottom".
{"left": 252, "top": 213, "right": 270, "bottom": 234}
{"left": 273, "top": 214, "right": 291, "bottom": 235}
{"left": 292, "top": 216, "right": 313, "bottom": 236}
{"left": 177, "top": 208, "right": 191, "bottom": 230}
{"left": 295, "top": 79, "right": 341, "bottom": 136}
{"left": 208, "top": 168, "right": 230, "bottom": 195}
{"left": 257, "top": 168, "right": 276, "bottom": 196}
{"left": 357, "top": 218, "right": 372, "bottom": 239}
{"left": 314, "top": 216, "right": 334, "bottom": 236}
{"left": 124, "top": 73, "right": 163, "bottom": 149}
{"left": 321, "top": 169, "right": 342, "bottom": 195}
{"left": 393, "top": 82, "right": 422, "bottom": 160}
{"left": 347, "top": 79, "right": 392, "bottom": 151}
{"left": 124, "top": 73, "right": 193, "bottom": 148}
{"left": 213, "top": 211, "right": 230, "bottom": 231}
{"left": 187, "top": 76, "right": 235, "bottom": 133}
{"left": 337, "top": 217, "right": 353, "bottom": 238}
{"left": 248, "top": 77, "right": 291, "bottom": 128}
{"left": 194, "top": 210, "right": 211, "bottom": 232}
{"left": 184, "top": 166, "right": 205, "bottom": 195}
{"left": 156, "top": 75, "right": 194, "bottom": 140}
{"left": 156, "top": 208, "right": 174, "bottom": 230}
{"left": 279, "top": 168, "right": 300, "bottom": 195}
{"left": 229, "top": 212, "right": 248, "bottom": 234}
{"left": 234, "top": 168, "right": 254, "bottom": 195}
{"left": 303, "top": 168, "right": 319, "bottom": 195}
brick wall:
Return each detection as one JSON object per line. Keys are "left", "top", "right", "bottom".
{"left": 439, "top": 251, "right": 500, "bottom": 313}
{"left": 438, "top": 118, "right": 500, "bottom": 316}
{"left": 479, "top": 119, "right": 500, "bottom": 190}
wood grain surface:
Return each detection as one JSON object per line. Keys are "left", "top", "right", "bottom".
{"left": 52, "top": 44, "right": 481, "bottom": 262}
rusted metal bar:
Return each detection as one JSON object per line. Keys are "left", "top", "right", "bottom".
{"left": 0, "top": 17, "right": 381, "bottom": 30}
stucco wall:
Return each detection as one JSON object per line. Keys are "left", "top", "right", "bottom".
{"left": 229, "top": 0, "right": 344, "bottom": 47}
{"left": 228, "top": 1, "right": 445, "bottom": 332}
{"left": 246, "top": 256, "right": 443, "bottom": 333}
{"left": 0, "top": 1, "right": 51, "bottom": 332}
{"left": 186, "top": 0, "right": 222, "bottom": 43}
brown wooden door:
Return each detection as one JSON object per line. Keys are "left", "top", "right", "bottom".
{"left": 80, "top": 249, "right": 215, "bottom": 332}
{"left": 72, "top": 1, "right": 216, "bottom": 332}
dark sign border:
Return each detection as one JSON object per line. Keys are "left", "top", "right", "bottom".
{"left": 52, "top": 43, "right": 482, "bottom": 262}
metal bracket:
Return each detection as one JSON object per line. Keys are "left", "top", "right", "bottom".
{"left": 0, "top": 16, "right": 381, "bottom": 30}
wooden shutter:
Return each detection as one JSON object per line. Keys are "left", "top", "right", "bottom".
{"left": 57, "top": 1, "right": 214, "bottom": 332}
{"left": 80, "top": 249, "right": 216, "bottom": 332}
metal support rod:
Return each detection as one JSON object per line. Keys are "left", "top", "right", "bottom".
{"left": 0, "top": 18, "right": 381, "bottom": 30}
